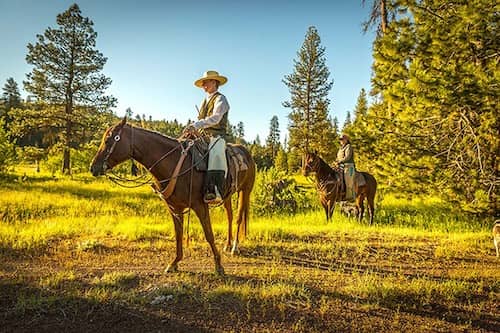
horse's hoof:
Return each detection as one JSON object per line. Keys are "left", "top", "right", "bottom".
{"left": 215, "top": 266, "right": 225, "bottom": 276}
{"left": 165, "top": 264, "right": 178, "bottom": 273}
{"left": 231, "top": 241, "right": 240, "bottom": 255}
{"left": 231, "top": 246, "right": 240, "bottom": 256}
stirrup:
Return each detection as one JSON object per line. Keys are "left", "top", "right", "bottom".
{"left": 204, "top": 187, "right": 222, "bottom": 204}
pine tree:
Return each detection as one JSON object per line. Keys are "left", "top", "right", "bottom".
{"left": 345, "top": 88, "right": 375, "bottom": 170}
{"left": 265, "top": 115, "right": 280, "bottom": 160}
{"left": 17, "top": 4, "right": 116, "bottom": 174}
{"left": 343, "top": 111, "right": 352, "bottom": 130}
{"left": 235, "top": 121, "right": 245, "bottom": 144}
{"left": 283, "top": 26, "right": 334, "bottom": 160}
{"left": 332, "top": 117, "right": 339, "bottom": 136}
{"left": 125, "top": 107, "right": 133, "bottom": 119}
{"left": 275, "top": 147, "right": 288, "bottom": 172}
{"left": 364, "top": 0, "right": 498, "bottom": 213}
{"left": 405, "top": 0, "right": 499, "bottom": 213}
{"left": 2, "top": 78, "right": 22, "bottom": 111}
{"left": 1, "top": 78, "right": 22, "bottom": 134}
{"left": 362, "top": 0, "right": 393, "bottom": 34}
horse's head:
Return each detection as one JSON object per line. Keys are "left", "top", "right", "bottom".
{"left": 90, "top": 117, "right": 132, "bottom": 176}
{"left": 302, "top": 151, "right": 321, "bottom": 177}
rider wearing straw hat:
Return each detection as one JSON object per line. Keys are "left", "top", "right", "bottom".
{"left": 187, "top": 70, "right": 230, "bottom": 203}
{"left": 336, "top": 134, "right": 356, "bottom": 200}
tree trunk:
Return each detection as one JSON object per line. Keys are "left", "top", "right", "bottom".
{"left": 62, "top": 96, "right": 73, "bottom": 174}
{"left": 62, "top": 146, "right": 71, "bottom": 174}
{"left": 380, "top": 0, "right": 388, "bottom": 33}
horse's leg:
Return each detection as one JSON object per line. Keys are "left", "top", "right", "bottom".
{"left": 367, "top": 190, "right": 375, "bottom": 225}
{"left": 223, "top": 198, "right": 233, "bottom": 252}
{"left": 327, "top": 200, "right": 335, "bottom": 221}
{"left": 356, "top": 193, "right": 365, "bottom": 222}
{"left": 322, "top": 201, "right": 329, "bottom": 222}
{"left": 193, "top": 203, "right": 224, "bottom": 275}
{"left": 233, "top": 190, "right": 249, "bottom": 255}
{"left": 165, "top": 210, "right": 183, "bottom": 273}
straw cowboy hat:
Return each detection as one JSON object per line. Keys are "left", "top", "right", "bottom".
{"left": 340, "top": 134, "right": 350, "bottom": 142}
{"left": 194, "top": 70, "right": 228, "bottom": 88}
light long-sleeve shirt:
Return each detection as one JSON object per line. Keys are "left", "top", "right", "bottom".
{"left": 192, "top": 91, "right": 230, "bottom": 130}
{"left": 337, "top": 143, "right": 354, "bottom": 164}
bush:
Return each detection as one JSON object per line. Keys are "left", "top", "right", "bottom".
{"left": 0, "top": 119, "right": 15, "bottom": 173}
{"left": 251, "top": 168, "right": 316, "bottom": 216}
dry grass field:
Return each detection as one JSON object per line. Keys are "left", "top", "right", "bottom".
{"left": 1, "top": 170, "right": 498, "bottom": 332}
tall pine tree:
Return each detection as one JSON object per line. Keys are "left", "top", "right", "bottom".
{"left": 17, "top": 4, "right": 116, "bottom": 174}
{"left": 2, "top": 78, "right": 22, "bottom": 111}
{"left": 344, "top": 88, "right": 376, "bottom": 171}
{"left": 265, "top": 115, "right": 280, "bottom": 160}
{"left": 283, "top": 26, "right": 335, "bottom": 162}
{"left": 1, "top": 78, "right": 22, "bottom": 132}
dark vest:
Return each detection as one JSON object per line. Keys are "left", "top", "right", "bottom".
{"left": 198, "top": 92, "right": 228, "bottom": 137}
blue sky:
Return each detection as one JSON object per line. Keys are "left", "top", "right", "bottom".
{"left": 0, "top": 0, "right": 375, "bottom": 142}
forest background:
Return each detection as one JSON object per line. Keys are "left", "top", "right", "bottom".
{"left": 0, "top": 1, "right": 497, "bottom": 216}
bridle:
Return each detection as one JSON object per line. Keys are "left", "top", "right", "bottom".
{"left": 100, "top": 123, "right": 214, "bottom": 196}
{"left": 102, "top": 124, "right": 127, "bottom": 172}
{"left": 303, "top": 154, "right": 320, "bottom": 174}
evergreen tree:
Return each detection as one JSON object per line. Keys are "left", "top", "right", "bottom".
{"left": 235, "top": 121, "right": 245, "bottom": 144}
{"left": 125, "top": 107, "right": 133, "bottom": 118}
{"left": 362, "top": 0, "right": 393, "bottom": 35}
{"left": 343, "top": 111, "right": 352, "bottom": 130}
{"left": 283, "top": 26, "right": 335, "bottom": 160}
{"left": 265, "top": 115, "right": 280, "bottom": 160}
{"left": 275, "top": 146, "right": 288, "bottom": 172}
{"left": 365, "top": 0, "right": 498, "bottom": 213}
{"left": 344, "top": 88, "right": 375, "bottom": 171}
{"left": 353, "top": 88, "right": 368, "bottom": 119}
{"left": 15, "top": 4, "right": 116, "bottom": 174}
{"left": 2, "top": 78, "right": 22, "bottom": 111}
{"left": 1, "top": 78, "right": 22, "bottom": 134}
{"left": 249, "top": 135, "right": 271, "bottom": 170}
{"left": 0, "top": 118, "right": 15, "bottom": 173}
{"left": 332, "top": 117, "right": 339, "bottom": 136}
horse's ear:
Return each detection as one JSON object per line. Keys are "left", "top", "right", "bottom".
{"left": 120, "top": 116, "right": 127, "bottom": 126}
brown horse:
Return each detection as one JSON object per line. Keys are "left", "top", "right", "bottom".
{"left": 90, "top": 117, "right": 256, "bottom": 275}
{"left": 302, "top": 151, "right": 377, "bottom": 224}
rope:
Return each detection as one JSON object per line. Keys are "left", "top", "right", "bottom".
{"left": 106, "top": 168, "right": 153, "bottom": 188}
{"left": 185, "top": 154, "right": 194, "bottom": 247}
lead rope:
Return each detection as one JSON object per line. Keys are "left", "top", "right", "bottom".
{"left": 185, "top": 154, "right": 194, "bottom": 247}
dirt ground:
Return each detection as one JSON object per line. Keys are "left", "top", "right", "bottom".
{"left": 1, "top": 238, "right": 499, "bottom": 333}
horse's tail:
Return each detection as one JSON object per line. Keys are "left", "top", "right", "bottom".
{"left": 238, "top": 190, "right": 249, "bottom": 240}
{"left": 362, "top": 172, "right": 377, "bottom": 199}
{"left": 238, "top": 150, "right": 256, "bottom": 240}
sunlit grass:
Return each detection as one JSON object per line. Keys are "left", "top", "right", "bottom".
{"left": 0, "top": 170, "right": 492, "bottom": 254}
{"left": 343, "top": 272, "right": 495, "bottom": 306}
{"left": 2, "top": 169, "right": 497, "bottom": 331}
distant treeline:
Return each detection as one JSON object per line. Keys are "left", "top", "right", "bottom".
{"left": 0, "top": 1, "right": 497, "bottom": 215}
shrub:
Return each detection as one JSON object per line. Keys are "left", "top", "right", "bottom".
{"left": 0, "top": 118, "right": 15, "bottom": 173}
{"left": 251, "top": 168, "right": 316, "bottom": 216}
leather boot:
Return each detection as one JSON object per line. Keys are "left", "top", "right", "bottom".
{"left": 204, "top": 171, "right": 225, "bottom": 203}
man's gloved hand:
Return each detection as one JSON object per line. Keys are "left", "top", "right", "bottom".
{"left": 182, "top": 125, "right": 201, "bottom": 139}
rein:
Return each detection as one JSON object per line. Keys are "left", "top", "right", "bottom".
{"left": 103, "top": 124, "right": 217, "bottom": 201}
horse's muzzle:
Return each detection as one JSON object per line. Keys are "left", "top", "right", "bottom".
{"left": 90, "top": 162, "right": 106, "bottom": 177}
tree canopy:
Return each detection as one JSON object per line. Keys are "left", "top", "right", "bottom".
{"left": 12, "top": 4, "right": 116, "bottom": 174}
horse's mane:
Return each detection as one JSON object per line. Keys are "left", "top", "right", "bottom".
{"left": 313, "top": 154, "right": 337, "bottom": 174}
{"left": 125, "top": 123, "right": 179, "bottom": 142}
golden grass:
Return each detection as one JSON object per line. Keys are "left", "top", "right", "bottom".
{"left": 1, "top": 169, "right": 498, "bottom": 332}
